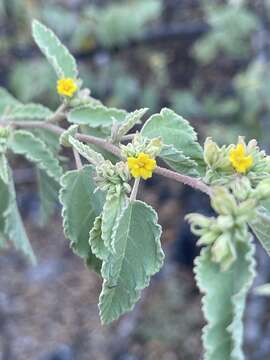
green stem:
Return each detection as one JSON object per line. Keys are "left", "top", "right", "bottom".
{"left": 130, "top": 177, "right": 140, "bottom": 201}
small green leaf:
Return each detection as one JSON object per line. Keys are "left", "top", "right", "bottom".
{"left": 37, "top": 169, "right": 59, "bottom": 226}
{"left": 99, "top": 200, "right": 164, "bottom": 324}
{"left": 59, "top": 165, "right": 104, "bottom": 261}
{"left": 0, "top": 87, "right": 20, "bottom": 116}
{"left": 4, "top": 103, "right": 52, "bottom": 121}
{"left": 141, "top": 108, "right": 204, "bottom": 174}
{"left": 4, "top": 172, "right": 36, "bottom": 264}
{"left": 32, "top": 20, "right": 78, "bottom": 79}
{"left": 159, "top": 144, "right": 199, "bottom": 177}
{"left": 116, "top": 108, "right": 148, "bottom": 139}
{"left": 194, "top": 238, "right": 255, "bottom": 360}
{"left": 89, "top": 215, "right": 109, "bottom": 261}
{"left": 101, "top": 193, "right": 128, "bottom": 252}
{"left": 8, "top": 130, "right": 63, "bottom": 181}
{"left": 69, "top": 136, "right": 105, "bottom": 165}
{"left": 249, "top": 207, "right": 270, "bottom": 256}
{"left": 68, "top": 105, "right": 127, "bottom": 127}
{"left": 0, "top": 153, "right": 9, "bottom": 184}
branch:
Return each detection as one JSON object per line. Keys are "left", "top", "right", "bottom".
{"left": 4, "top": 120, "right": 211, "bottom": 195}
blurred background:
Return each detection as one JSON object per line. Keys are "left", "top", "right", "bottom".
{"left": 1, "top": 0, "right": 270, "bottom": 359}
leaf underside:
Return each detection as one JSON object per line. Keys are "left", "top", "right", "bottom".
{"left": 194, "top": 239, "right": 256, "bottom": 360}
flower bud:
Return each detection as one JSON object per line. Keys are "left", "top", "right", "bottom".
{"left": 204, "top": 137, "right": 220, "bottom": 168}
{"left": 211, "top": 187, "right": 237, "bottom": 215}
{"left": 211, "top": 232, "right": 236, "bottom": 271}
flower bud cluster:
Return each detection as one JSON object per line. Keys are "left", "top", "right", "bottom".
{"left": 120, "top": 133, "right": 162, "bottom": 159}
{"left": 95, "top": 160, "right": 131, "bottom": 196}
{"left": 203, "top": 136, "right": 270, "bottom": 186}
{"left": 186, "top": 186, "right": 259, "bottom": 271}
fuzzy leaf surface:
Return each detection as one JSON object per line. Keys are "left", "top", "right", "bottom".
{"left": 32, "top": 20, "right": 78, "bottom": 78}
{"left": 68, "top": 105, "right": 127, "bottom": 127}
{"left": 249, "top": 207, "right": 270, "bottom": 256}
{"left": 0, "top": 87, "right": 20, "bottom": 116}
{"left": 37, "top": 169, "right": 59, "bottom": 226}
{"left": 4, "top": 172, "right": 36, "bottom": 264}
{"left": 101, "top": 193, "right": 128, "bottom": 252}
{"left": 99, "top": 200, "right": 164, "bottom": 324}
{"left": 59, "top": 165, "right": 104, "bottom": 265}
{"left": 5, "top": 104, "right": 52, "bottom": 121}
{"left": 159, "top": 144, "right": 199, "bottom": 177}
{"left": 141, "top": 108, "right": 204, "bottom": 174}
{"left": 8, "top": 130, "right": 63, "bottom": 181}
{"left": 194, "top": 239, "right": 255, "bottom": 360}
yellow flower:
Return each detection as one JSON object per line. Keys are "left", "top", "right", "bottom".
{"left": 127, "top": 152, "right": 156, "bottom": 180}
{"left": 57, "top": 78, "right": 78, "bottom": 97}
{"left": 229, "top": 143, "right": 253, "bottom": 174}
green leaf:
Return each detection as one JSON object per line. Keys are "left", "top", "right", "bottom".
{"left": 101, "top": 193, "right": 128, "bottom": 252}
{"left": 8, "top": 130, "right": 63, "bottom": 181}
{"left": 59, "top": 165, "right": 104, "bottom": 261}
{"left": 141, "top": 108, "right": 204, "bottom": 175}
{"left": 89, "top": 215, "right": 109, "bottom": 262}
{"left": 249, "top": 207, "right": 270, "bottom": 256}
{"left": 32, "top": 20, "right": 78, "bottom": 79}
{"left": 69, "top": 136, "right": 105, "bottom": 165}
{"left": 37, "top": 169, "right": 59, "bottom": 226}
{"left": 0, "top": 87, "right": 20, "bottom": 117}
{"left": 194, "top": 238, "right": 256, "bottom": 360}
{"left": 68, "top": 105, "right": 127, "bottom": 127}
{"left": 4, "top": 172, "right": 36, "bottom": 264}
{"left": 99, "top": 200, "right": 164, "bottom": 324}
{"left": 159, "top": 144, "right": 199, "bottom": 177}
{"left": 0, "top": 153, "right": 9, "bottom": 184}
{"left": 116, "top": 108, "right": 148, "bottom": 140}
{"left": 0, "top": 178, "right": 9, "bottom": 233}
{"left": 4, "top": 103, "right": 52, "bottom": 121}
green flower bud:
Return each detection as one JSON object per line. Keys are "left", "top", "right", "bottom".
{"left": 211, "top": 232, "right": 236, "bottom": 271}
{"left": 185, "top": 213, "right": 213, "bottom": 235}
{"left": 204, "top": 137, "right": 220, "bottom": 168}
{"left": 211, "top": 187, "right": 237, "bottom": 215}
{"left": 0, "top": 127, "right": 10, "bottom": 139}
{"left": 197, "top": 231, "right": 219, "bottom": 246}
{"left": 216, "top": 215, "right": 234, "bottom": 230}
{"left": 230, "top": 177, "right": 252, "bottom": 201}
{"left": 252, "top": 179, "right": 270, "bottom": 201}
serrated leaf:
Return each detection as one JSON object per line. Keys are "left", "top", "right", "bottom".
{"left": 68, "top": 105, "right": 127, "bottom": 127}
{"left": 89, "top": 215, "right": 109, "bottom": 261}
{"left": 37, "top": 169, "right": 59, "bottom": 226}
{"left": 249, "top": 207, "right": 270, "bottom": 256}
{"left": 4, "top": 103, "right": 52, "bottom": 121}
{"left": 0, "top": 153, "right": 9, "bottom": 184}
{"left": 69, "top": 136, "right": 105, "bottom": 165}
{"left": 8, "top": 130, "right": 63, "bottom": 181}
{"left": 141, "top": 108, "right": 204, "bottom": 175}
{"left": 59, "top": 165, "right": 104, "bottom": 262}
{"left": 116, "top": 108, "right": 148, "bottom": 139}
{"left": 194, "top": 238, "right": 255, "bottom": 360}
{"left": 4, "top": 171, "right": 36, "bottom": 264}
{"left": 159, "top": 144, "right": 199, "bottom": 177}
{"left": 99, "top": 200, "right": 164, "bottom": 324}
{"left": 32, "top": 20, "right": 78, "bottom": 79}
{"left": 101, "top": 193, "right": 128, "bottom": 252}
{"left": 0, "top": 87, "right": 20, "bottom": 116}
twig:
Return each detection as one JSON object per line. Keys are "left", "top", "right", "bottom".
{"left": 130, "top": 178, "right": 140, "bottom": 201}
{"left": 2, "top": 120, "right": 212, "bottom": 196}
{"left": 72, "top": 148, "right": 83, "bottom": 169}
{"left": 47, "top": 103, "right": 67, "bottom": 123}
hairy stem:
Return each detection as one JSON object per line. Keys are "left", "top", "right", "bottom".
{"left": 4, "top": 120, "right": 211, "bottom": 195}
{"left": 130, "top": 177, "right": 140, "bottom": 201}
{"left": 72, "top": 148, "right": 83, "bottom": 169}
